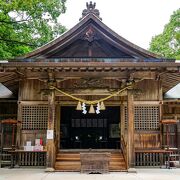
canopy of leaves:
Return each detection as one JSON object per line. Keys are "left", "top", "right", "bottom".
{"left": 0, "top": 0, "right": 67, "bottom": 59}
{"left": 149, "top": 9, "right": 180, "bottom": 59}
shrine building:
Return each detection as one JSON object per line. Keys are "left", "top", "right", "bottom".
{"left": 0, "top": 2, "right": 180, "bottom": 172}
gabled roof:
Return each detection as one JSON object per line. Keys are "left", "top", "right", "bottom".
{"left": 1, "top": 2, "right": 179, "bottom": 97}
{"left": 23, "top": 10, "right": 160, "bottom": 61}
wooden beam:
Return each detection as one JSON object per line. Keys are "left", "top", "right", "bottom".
{"left": 56, "top": 100, "right": 126, "bottom": 106}
{"left": 25, "top": 71, "right": 128, "bottom": 79}
{"left": 130, "top": 71, "right": 156, "bottom": 80}
{"left": 55, "top": 89, "right": 127, "bottom": 96}
{"left": 18, "top": 101, "right": 48, "bottom": 105}
{"left": 1, "top": 61, "right": 180, "bottom": 69}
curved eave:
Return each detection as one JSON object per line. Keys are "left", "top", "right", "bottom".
{"left": 21, "top": 13, "right": 160, "bottom": 59}
{"left": 0, "top": 61, "right": 179, "bottom": 95}
{"left": 85, "top": 14, "right": 160, "bottom": 59}
{"left": 161, "top": 74, "right": 180, "bottom": 93}
{"left": 1, "top": 61, "right": 179, "bottom": 67}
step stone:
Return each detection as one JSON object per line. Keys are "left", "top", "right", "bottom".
{"left": 55, "top": 151, "right": 126, "bottom": 171}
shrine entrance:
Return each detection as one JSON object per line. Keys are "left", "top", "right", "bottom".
{"left": 60, "top": 106, "right": 120, "bottom": 149}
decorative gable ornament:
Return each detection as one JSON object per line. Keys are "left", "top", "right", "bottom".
{"left": 80, "top": 1, "right": 102, "bottom": 21}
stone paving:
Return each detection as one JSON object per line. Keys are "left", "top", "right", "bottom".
{"left": 0, "top": 168, "right": 180, "bottom": 180}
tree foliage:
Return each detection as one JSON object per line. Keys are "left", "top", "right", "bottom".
{"left": 0, "top": 0, "right": 67, "bottom": 59}
{"left": 149, "top": 9, "right": 180, "bottom": 59}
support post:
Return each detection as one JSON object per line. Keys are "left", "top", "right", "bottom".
{"left": 127, "top": 90, "right": 135, "bottom": 172}
{"left": 159, "top": 80, "right": 163, "bottom": 148}
{"left": 177, "top": 122, "right": 180, "bottom": 148}
{"left": 46, "top": 89, "right": 56, "bottom": 171}
{"left": 56, "top": 104, "right": 61, "bottom": 150}
{"left": 120, "top": 104, "right": 125, "bottom": 137}
{"left": 16, "top": 102, "right": 22, "bottom": 148}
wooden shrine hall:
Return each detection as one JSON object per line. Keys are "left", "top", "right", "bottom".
{"left": 0, "top": 2, "right": 180, "bottom": 172}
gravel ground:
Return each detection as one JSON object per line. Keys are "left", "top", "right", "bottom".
{"left": 0, "top": 168, "right": 180, "bottom": 180}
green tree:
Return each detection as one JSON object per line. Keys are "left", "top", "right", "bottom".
{"left": 0, "top": 0, "right": 67, "bottom": 59}
{"left": 149, "top": 9, "right": 180, "bottom": 59}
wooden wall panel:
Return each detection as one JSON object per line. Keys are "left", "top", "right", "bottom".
{"left": 162, "top": 103, "right": 180, "bottom": 148}
{"left": 19, "top": 79, "right": 161, "bottom": 101}
{"left": 135, "top": 132, "right": 160, "bottom": 149}
{"left": 19, "top": 79, "right": 47, "bottom": 101}
{"left": 135, "top": 80, "right": 160, "bottom": 101}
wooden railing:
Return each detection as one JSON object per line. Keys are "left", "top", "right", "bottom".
{"left": 121, "top": 135, "right": 128, "bottom": 169}
{"left": 0, "top": 148, "right": 12, "bottom": 167}
{"left": 135, "top": 149, "right": 170, "bottom": 167}
{"left": 11, "top": 150, "right": 46, "bottom": 167}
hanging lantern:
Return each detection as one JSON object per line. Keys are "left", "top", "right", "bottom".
{"left": 76, "top": 101, "right": 82, "bottom": 110}
{"left": 100, "top": 101, "right": 106, "bottom": 110}
{"left": 89, "top": 104, "right": 95, "bottom": 113}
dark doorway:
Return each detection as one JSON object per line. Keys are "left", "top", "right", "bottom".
{"left": 60, "top": 106, "right": 120, "bottom": 149}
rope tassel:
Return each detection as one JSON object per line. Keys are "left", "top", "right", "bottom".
{"left": 89, "top": 105, "right": 95, "bottom": 113}
{"left": 100, "top": 101, "right": 106, "bottom": 110}
{"left": 49, "top": 78, "right": 144, "bottom": 105}
{"left": 76, "top": 101, "right": 82, "bottom": 110}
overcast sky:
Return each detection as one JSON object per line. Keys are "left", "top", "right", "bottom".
{"left": 59, "top": 0, "right": 179, "bottom": 49}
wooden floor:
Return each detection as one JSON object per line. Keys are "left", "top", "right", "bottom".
{"left": 55, "top": 149, "right": 127, "bottom": 172}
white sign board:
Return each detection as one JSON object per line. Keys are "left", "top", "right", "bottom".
{"left": 26, "top": 141, "right": 32, "bottom": 146}
{"left": 47, "top": 130, "right": 54, "bottom": 140}
{"left": 35, "top": 139, "right": 40, "bottom": 146}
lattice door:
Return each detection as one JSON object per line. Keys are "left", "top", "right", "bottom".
{"left": 22, "top": 106, "right": 48, "bottom": 130}
{"left": 125, "top": 106, "right": 159, "bottom": 130}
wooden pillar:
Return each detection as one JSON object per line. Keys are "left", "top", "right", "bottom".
{"left": 120, "top": 104, "right": 125, "bottom": 137}
{"left": 166, "top": 124, "right": 169, "bottom": 147}
{"left": 127, "top": 90, "right": 135, "bottom": 169}
{"left": 46, "top": 89, "right": 56, "bottom": 171}
{"left": 159, "top": 80, "right": 163, "bottom": 148}
{"left": 159, "top": 104, "right": 163, "bottom": 147}
{"left": 16, "top": 102, "right": 22, "bottom": 148}
{"left": 177, "top": 122, "right": 180, "bottom": 148}
{"left": 56, "top": 104, "right": 61, "bottom": 150}
{"left": 16, "top": 81, "right": 23, "bottom": 148}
